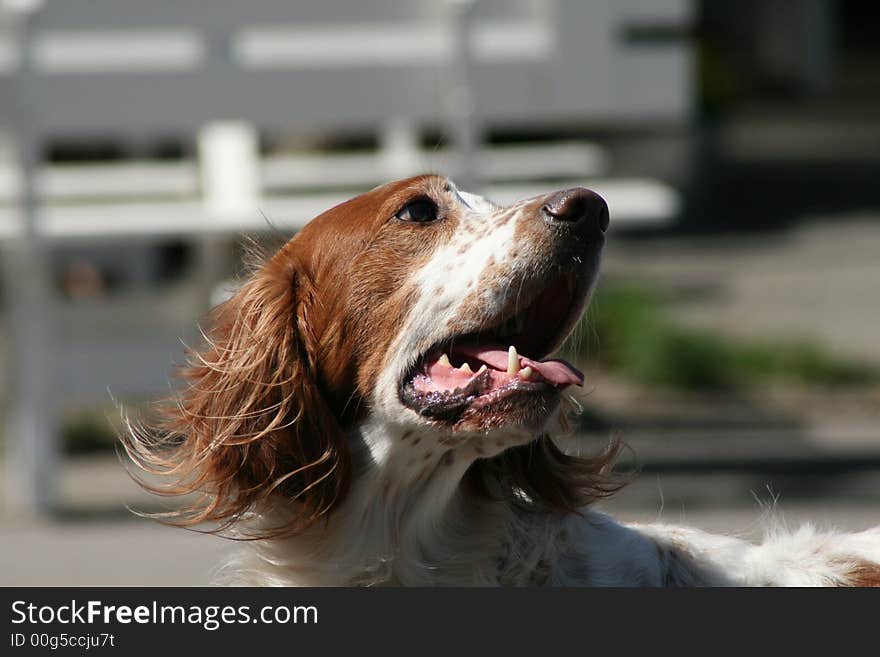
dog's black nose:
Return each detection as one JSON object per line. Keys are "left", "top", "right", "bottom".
{"left": 542, "top": 188, "right": 609, "bottom": 233}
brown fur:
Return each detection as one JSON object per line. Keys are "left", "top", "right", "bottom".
{"left": 842, "top": 560, "right": 880, "bottom": 587}
{"left": 467, "top": 434, "right": 626, "bottom": 515}
{"left": 124, "top": 250, "right": 350, "bottom": 537}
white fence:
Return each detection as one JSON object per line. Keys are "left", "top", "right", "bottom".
{"left": 0, "top": 0, "right": 691, "bottom": 515}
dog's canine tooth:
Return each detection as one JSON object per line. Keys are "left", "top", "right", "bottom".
{"left": 507, "top": 346, "right": 519, "bottom": 375}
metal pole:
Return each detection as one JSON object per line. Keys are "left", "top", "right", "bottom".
{"left": 194, "top": 24, "right": 256, "bottom": 313}
{"left": 446, "top": 0, "right": 480, "bottom": 190}
{"left": 2, "top": 0, "right": 57, "bottom": 516}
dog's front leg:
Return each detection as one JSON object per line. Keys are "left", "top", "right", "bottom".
{"left": 562, "top": 510, "right": 880, "bottom": 586}
{"left": 631, "top": 520, "right": 880, "bottom": 586}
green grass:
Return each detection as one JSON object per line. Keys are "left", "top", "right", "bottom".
{"left": 61, "top": 403, "right": 151, "bottom": 455}
{"left": 563, "top": 283, "right": 879, "bottom": 391}
{"left": 63, "top": 410, "right": 118, "bottom": 455}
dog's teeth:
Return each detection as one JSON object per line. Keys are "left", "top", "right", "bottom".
{"left": 507, "top": 345, "right": 520, "bottom": 375}
{"left": 519, "top": 366, "right": 533, "bottom": 380}
{"left": 438, "top": 353, "right": 451, "bottom": 367}
{"left": 459, "top": 362, "right": 473, "bottom": 374}
{"left": 477, "top": 364, "right": 488, "bottom": 374}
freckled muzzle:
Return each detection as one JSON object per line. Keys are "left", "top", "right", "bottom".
{"left": 397, "top": 186, "right": 607, "bottom": 428}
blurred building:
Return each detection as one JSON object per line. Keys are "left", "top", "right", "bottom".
{"left": 0, "top": 0, "right": 692, "bottom": 514}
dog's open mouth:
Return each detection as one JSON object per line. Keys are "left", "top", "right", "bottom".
{"left": 399, "top": 272, "right": 589, "bottom": 423}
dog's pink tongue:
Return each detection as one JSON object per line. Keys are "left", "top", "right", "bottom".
{"left": 526, "top": 358, "right": 585, "bottom": 387}
{"left": 456, "top": 345, "right": 584, "bottom": 387}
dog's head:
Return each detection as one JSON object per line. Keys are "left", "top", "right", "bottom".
{"left": 126, "top": 175, "right": 616, "bottom": 533}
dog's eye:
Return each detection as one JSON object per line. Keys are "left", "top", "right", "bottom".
{"left": 396, "top": 198, "right": 439, "bottom": 223}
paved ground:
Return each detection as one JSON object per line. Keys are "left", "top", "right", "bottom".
{"left": 0, "top": 517, "right": 227, "bottom": 586}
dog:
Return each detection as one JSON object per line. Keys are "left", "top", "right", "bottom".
{"left": 125, "top": 174, "right": 880, "bottom": 586}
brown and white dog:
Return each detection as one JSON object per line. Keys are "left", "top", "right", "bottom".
{"left": 126, "top": 175, "right": 880, "bottom": 586}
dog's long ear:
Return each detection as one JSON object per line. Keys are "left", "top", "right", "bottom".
{"left": 124, "top": 253, "right": 351, "bottom": 536}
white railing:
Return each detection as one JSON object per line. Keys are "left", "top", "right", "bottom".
{"left": 0, "top": 0, "right": 690, "bottom": 515}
